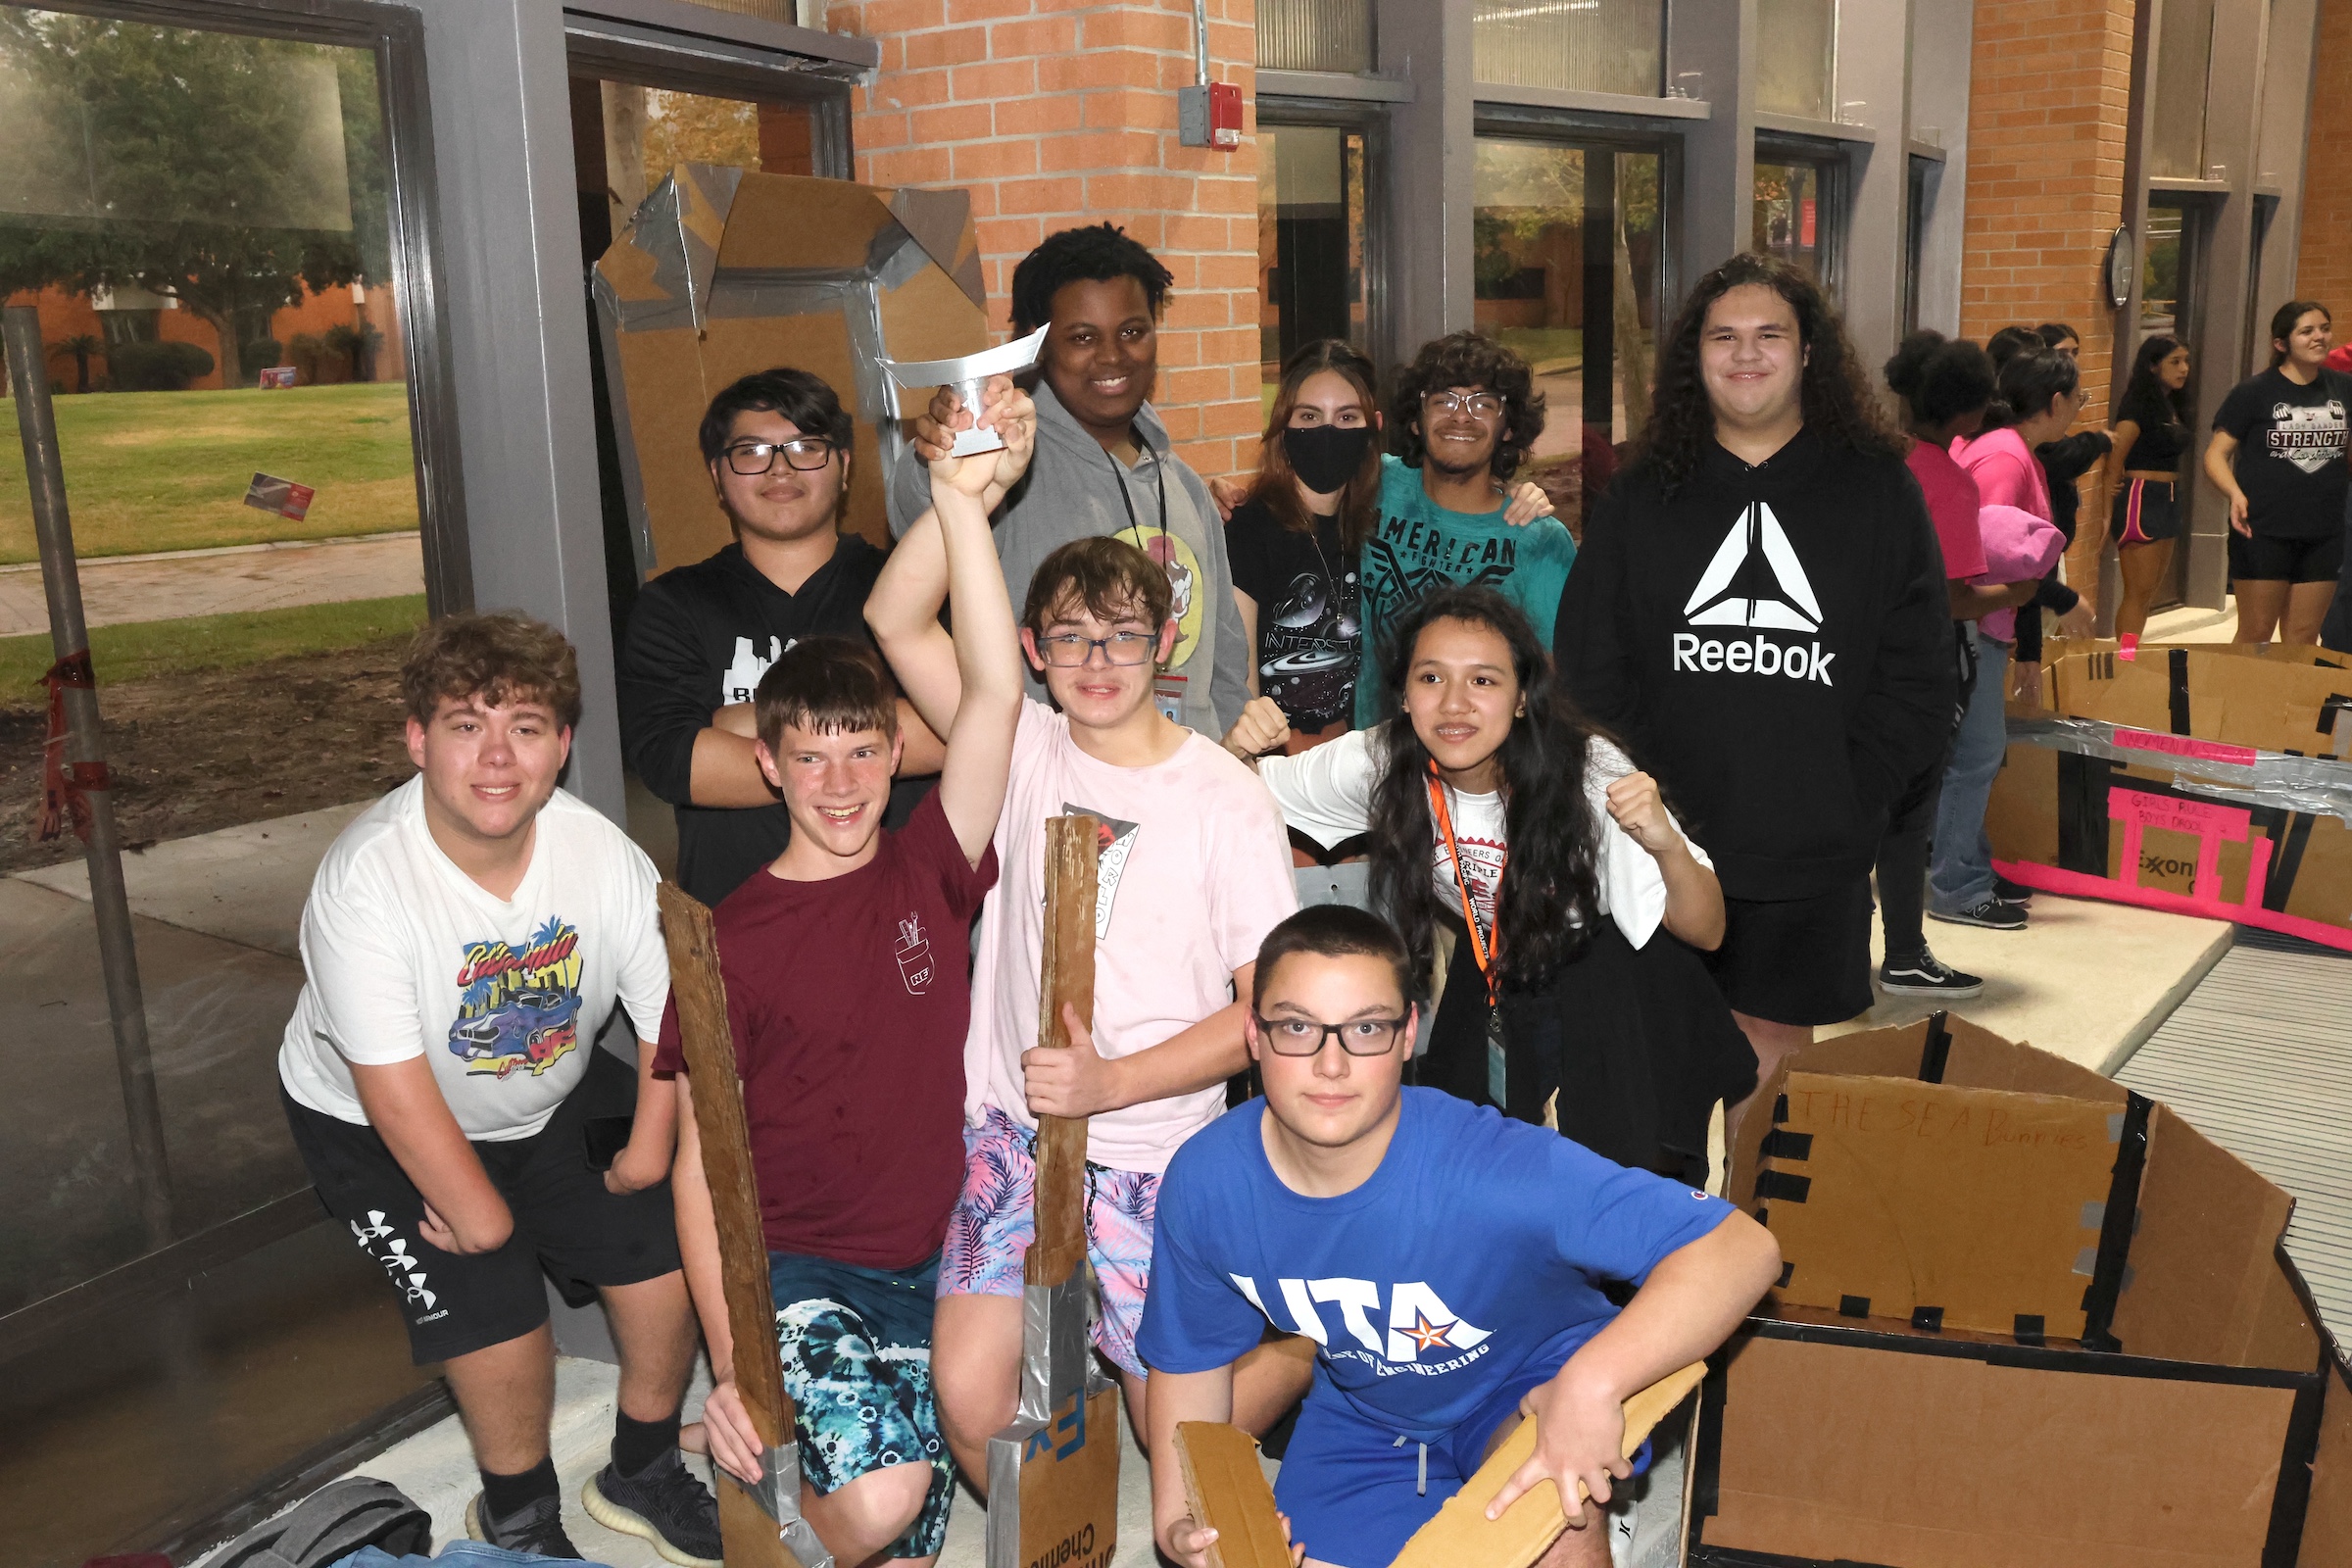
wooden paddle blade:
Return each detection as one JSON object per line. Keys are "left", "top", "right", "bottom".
{"left": 1386, "top": 1361, "right": 1707, "bottom": 1568}
{"left": 1026, "top": 813, "right": 1097, "bottom": 1290}
{"left": 1176, "top": 1422, "right": 1291, "bottom": 1568}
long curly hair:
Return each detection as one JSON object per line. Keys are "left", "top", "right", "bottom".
{"left": 1364, "top": 586, "right": 1603, "bottom": 997}
{"left": 1389, "top": 331, "right": 1546, "bottom": 483}
{"left": 1631, "top": 253, "right": 1904, "bottom": 493}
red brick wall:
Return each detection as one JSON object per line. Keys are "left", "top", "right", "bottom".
{"left": 824, "top": 0, "right": 1264, "bottom": 479}
{"left": 1959, "top": 0, "right": 2138, "bottom": 423}
{"left": 5, "top": 282, "right": 402, "bottom": 392}
{"left": 2294, "top": 0, "right": 2352, "bottom": 313}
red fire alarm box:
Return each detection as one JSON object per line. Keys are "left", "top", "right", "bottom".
{"left": 1178, "top": 81, "right": 1243, "bottom": 151}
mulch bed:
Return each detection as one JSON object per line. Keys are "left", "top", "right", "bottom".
{"left": 0, "top": 636, "right": 416, "bottom": 875}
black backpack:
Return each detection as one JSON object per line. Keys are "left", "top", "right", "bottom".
{"left": 191, "top": 1478, "right": 431, "bottom": 1568}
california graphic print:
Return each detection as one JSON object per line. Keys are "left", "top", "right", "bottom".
{"left": 445, "top": 917, "right": 584, "bottom": 1078}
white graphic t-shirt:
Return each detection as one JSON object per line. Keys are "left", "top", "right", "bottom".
{"left": 965, "top": 700, "right": 1298, "bottom": 1174}
{"left": 1259, "top": 728, "right": 1712, "bottom": 948}
{"left": 278, "top": 777, "right": 671, "bottom": 1141}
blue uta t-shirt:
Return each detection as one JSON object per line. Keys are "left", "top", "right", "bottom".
{"left": 1137, "top": 1087, "right": 1735, "bottom": 1441}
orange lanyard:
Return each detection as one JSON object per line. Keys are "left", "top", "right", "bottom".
{"left": 1427, "top": 765, "right": 1501, "bottom": 1004}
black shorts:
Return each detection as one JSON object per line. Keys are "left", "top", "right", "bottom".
{"left": 2229, "top": 529, "right": 2343, "bottom": 584}
{"left": 1703, "top": 879, "right": 1875, "bottom": 1027}
{"left": 284, "top": 1045, "right": 681, "bottom": 1364}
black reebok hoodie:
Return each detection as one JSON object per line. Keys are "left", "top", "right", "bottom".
{"left": 1555, "top": 427, "right": 1954, "bottom": 901}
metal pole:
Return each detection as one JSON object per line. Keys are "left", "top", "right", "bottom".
{"left": 4, "top": 304, "right": 173, "bottom": 1249}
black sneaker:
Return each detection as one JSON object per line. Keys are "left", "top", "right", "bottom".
{"left": 466, "top": 1492, "right": 581, "bottom": 1559}
{"left": 1879, "top": 953, "right": 1985, "bottom": 997}
{"left": 1992, "top": 873, "right": 2034, "bottom": 904}
{"left": 583, "top": 1451, "right": 722, "bottom": 1568}
{"left": 1929, "top": 897, "right": 2029, "bottom": 931}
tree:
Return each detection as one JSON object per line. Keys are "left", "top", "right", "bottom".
{"left": 0, "top": 14, "right": 383, "bottom": 389}
{"left": 48, "top": 332, "right": 101, "bottom": 393}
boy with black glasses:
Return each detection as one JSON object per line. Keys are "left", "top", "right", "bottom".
{"left": 865, "top": 528, "right": 1308, "bottom": 1494}
{"left": 618, "top": 368, "right": 945, "bottom": 907}
{"left": 1140, "top": 906, "right": 1780, "bottom": 1568}
{"left": 1353, "top": 332, "right": 1579, "bottom": 728}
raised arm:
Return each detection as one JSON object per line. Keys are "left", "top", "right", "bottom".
{"left": 932, "top": 396, "right": 1035, "bottom": 864}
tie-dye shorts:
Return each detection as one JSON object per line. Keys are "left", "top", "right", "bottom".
{"left": 767, "top": 1250, "right": 956, "bottom": 1558}
{"left": 938, "top": 1106, "right": 1159, "bottom": 1381}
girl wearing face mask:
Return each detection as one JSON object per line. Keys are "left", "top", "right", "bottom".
{"left": 1224, "top": 340, "right": 1388, "bottom": 752}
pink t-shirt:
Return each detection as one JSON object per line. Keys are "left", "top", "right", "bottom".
{"left": 1951, "top": 427, "right": 2054, "bottom": 640}
{"left": 965, "top": 700, "right": 1298, "bottom": 1174}
{"left": 1905, "top": 439, "right": 1988, "bottom": 581}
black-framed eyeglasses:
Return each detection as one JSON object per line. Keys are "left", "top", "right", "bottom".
{"left": 1252, "top": 1012, "right": 1410, "bottom": 1056}
{"left": 1035, "top": 631, "right": 1158, "bottom": 667}
{"left": 724, "top": 437, "right": 836, "bottom": 475}
{"left": 1422, "top": 390, "right": 1504, "bottom": 420}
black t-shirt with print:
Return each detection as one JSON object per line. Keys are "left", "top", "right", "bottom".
{"left": 1223, "top": 496, "right": 1362, "bottom": 730}
{"left": 2213, "top": 368, "right": 2352, "bottom": 540}
{"left": 616, "top": 535, "right": 927, "bottom": 908}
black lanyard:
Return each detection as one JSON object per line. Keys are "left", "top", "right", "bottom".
{"left": 1104, "top": 436, "right": 1168, "bottom": 550}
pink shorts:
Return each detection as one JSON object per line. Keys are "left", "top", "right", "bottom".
{"left": 939, "top": 1106, "right": 1158, "bottom": 1381}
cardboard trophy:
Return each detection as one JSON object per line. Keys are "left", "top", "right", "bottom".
{"left": 657, "top": 883, "right": 834, "bottom": 1568}
{"left": 879, "top": 324, "right": 1051, "bottom": 458}
{"left": 1172, "top": 1362, "right": 1707, "bottom": 1568}
{"left": 985, "top": 813, "right": 1121, "bottom": 1568}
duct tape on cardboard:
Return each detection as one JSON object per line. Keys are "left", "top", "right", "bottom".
{"left": 2007, "top": 713, "right": 2352, "bottom": 823}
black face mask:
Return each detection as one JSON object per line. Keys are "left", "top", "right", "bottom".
{"left": 1283, "top": 423, "right": 1374, "bottom": 496}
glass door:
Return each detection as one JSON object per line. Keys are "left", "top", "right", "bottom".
{"left": 1255, "top": 119, "right": 1374, "bottom": 415}
{"left": 1472, "top": 135, "right": 1667, "bottom": 533}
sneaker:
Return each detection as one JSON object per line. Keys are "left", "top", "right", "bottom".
{"left": 1992, "top": 873, "right": 2034, "bottom": 905}
{"left": 1929, "top": 897, "right": 2029, "bottom": 931}
{"left": 1879, "top": 953, "right": 1985, "bottom": 997}
{"left": 466, "top": 1492, "right": 581, "bottom": 1560}
{"left": 584, "top": 1452, "right": 723, "bottom": 1568}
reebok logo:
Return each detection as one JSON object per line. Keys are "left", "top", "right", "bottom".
{"left": 1674, "top": 501, "right": 1835, "bottom": 685}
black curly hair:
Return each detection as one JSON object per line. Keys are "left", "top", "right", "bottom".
{"left": 1883, "top": 330, "right": 1996, "bottom": 435}
{"left": 1009, "top": 222, "right": 1176, "bottom": 337}
{"left": 1631, "top": 253, "right": 1904, "bottom": 493}
{"left": 1389, "top": 331, "right": 1546, "bottom": 483}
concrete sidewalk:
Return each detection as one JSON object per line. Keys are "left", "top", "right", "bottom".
{"left": 0, "top": 531, "right": 422, "bottom": 636}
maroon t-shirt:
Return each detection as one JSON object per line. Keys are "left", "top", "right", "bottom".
{"left": 655, "top": 791, "right": 997, "bottom": 1269}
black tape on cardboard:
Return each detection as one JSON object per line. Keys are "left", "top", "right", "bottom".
{"left": 2168, "top": 648, "right": 2192, "bottom": 735}
{"left": 2055, "top": 752, "right": 2116, "bottom": 875}
{"left": 1772, "top": 1093, "right": 1788, "bottom": 1125}
{"left": 1838, "top": 1295, "right": 1871, "bottom": 1319}
{"left": 1758, "top": 1129, "right": 1814, "bottom": 1161}
{"left": 2013, "top": 1314, "right": 2046, "bottom": 1347}
{"left": 2261, "top": 1371, "right": 2328, "bottom": 1568}
{"left": 2266, "top": 811, "right": 2316, "bottom": 913}
{"left": 2081, "top": 1091, "right": 2153, "bottom": 1352}
{"left": 1754, "top": 1170, "right": 1813, "bottom": 1204}
{"left": 1910, "top": 1305, "right": 1944, "bottom": 1333}
{"left": 1917, "top": 1009, "right": 1952, "bottom": 1084}
{"left": 1777, "top": 1260, "right": 1794, "bottom": 1289}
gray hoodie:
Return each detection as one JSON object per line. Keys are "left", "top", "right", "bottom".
{"left": 887, "top": 378, "right": 1249, "bottom": 738}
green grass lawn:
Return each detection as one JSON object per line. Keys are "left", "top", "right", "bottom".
{"left": 0, "top": 382, "right": 418, "bottom": 565}
{"left": 1492, "top": 326, "right": 1585, "bottom": 374}
{"left": 0, "top": 592, "right": 426, "bottom": 703}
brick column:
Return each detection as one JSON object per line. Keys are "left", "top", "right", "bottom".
{"left": 2293, "top": 0, "right": 2352, "bottom": 312}
{"left": 1957, "top": 0, "right": 2138, "bottom": 420}
{"left": 825, "top": 0, "right": 1264, "bottom": 480}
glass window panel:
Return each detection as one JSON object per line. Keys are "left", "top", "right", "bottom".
{"left": 1474, "top": 138, "right": 1664, "bottom": 531}
{"left": 1755, "top": 0, "right": 1836, "bottom": 120}
{"left": 1754, "top": 159, "right": 1830, "bottom": 281}
{"left": 2149, "top": 0, "right": 2218, "bottom": 179}
{"left": 1257, "top": 0, "right": 1374, "bottom": 75}
{"left": 1256, "top": 124, "right": 1369, "bottom": 412}
{"left": 2141, "top": 200, "right": 2188, "bottom": 344}
{"left": 1472, "top": 0, "right": 1664, "bottom": 98}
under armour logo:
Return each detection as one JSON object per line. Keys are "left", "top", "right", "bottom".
{"left": 1684, "top": 502, "right": 1823, "bottom": 632}
{"left": 351, "top": 1210, "right": 395, "bottom": 1245}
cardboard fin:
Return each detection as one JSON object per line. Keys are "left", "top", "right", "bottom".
{"left": 1388, "top": 1361, "right": 1706, "bottom": 1568}
{"left": 658, "top": 882, "right": 830, "bottom": 1567}
{"left": 1175, "top": 1423, "right": 1289, "bottom": 1568}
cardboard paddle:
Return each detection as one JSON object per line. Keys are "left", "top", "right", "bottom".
{"left": 985, "top": 813, "right": 1121, "bottom": 1568}
{"left": 658, "top": 882, "right": 835, "bottom": 1568}
{"left": 1173, "top": 1362, "right": 1707, "bottom": 1568}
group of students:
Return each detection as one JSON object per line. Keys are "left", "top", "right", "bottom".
{"left": 295, "top": 221, "right": 2309, "bottom": 1568}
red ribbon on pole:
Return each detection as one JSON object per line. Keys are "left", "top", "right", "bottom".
{"left": 36, "top": 649, "right": 109, "bottom": 843}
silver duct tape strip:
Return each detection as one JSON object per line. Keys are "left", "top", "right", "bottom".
{"left": 731, "top": 1441, "right": 835, "bottom": 1567}
{"left": 1016, "top": 1269, "right": 1098, "bottom": 1423}
{"left": 985, "top": 1424, "right": 1029, "bottom": 1568}
{"left": 2007, "top": 714, "right": 2352, "bottom": 823}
